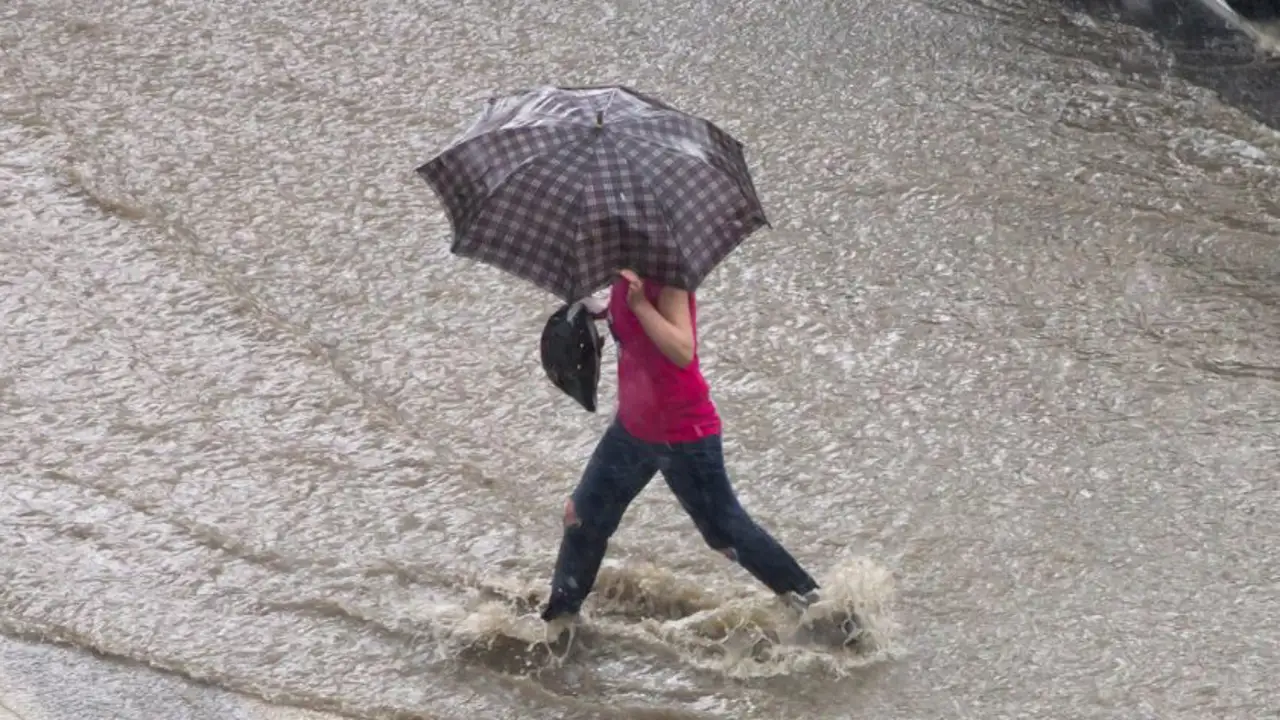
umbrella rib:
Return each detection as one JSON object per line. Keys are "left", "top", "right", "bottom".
{"left": 563, "top": 145, "right": 598, "bottom": 300}
{"left": 602, "top": 133, "right": 685, "bottom": 287}
{"left": 612, "top": 126, "right": 761, "bottom": 219}
{"left": 453, "top": 130, "right": 596, "bottom": 242}
{"left": 610, "top": 124, "right": 717, "bottom": 168}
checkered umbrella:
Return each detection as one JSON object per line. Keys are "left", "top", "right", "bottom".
{"left": 416, "top": 85, "right": 769, "bottom": 302}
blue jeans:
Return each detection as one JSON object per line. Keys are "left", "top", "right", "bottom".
{"left": 542, "top": 421, "right": 819, "bottom": 620}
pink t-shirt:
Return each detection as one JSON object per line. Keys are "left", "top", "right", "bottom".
{"left": 607, "top": 277, "right": 722, "bottom": 443}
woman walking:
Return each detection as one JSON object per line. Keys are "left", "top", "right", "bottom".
{"left": 541, "top": 269, "right": 827, "bottom": 638}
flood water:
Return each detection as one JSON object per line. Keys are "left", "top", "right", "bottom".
{"left": 1, "top": 0, "right": 1278, "bottom": 718}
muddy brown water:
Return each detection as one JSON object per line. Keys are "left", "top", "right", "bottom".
{"left": 1, "top": 0, "right": 1278, "bottom": 718}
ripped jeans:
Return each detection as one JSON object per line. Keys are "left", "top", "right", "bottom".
{"left": 542, "top": 420, "right": 819, "bottom": 621}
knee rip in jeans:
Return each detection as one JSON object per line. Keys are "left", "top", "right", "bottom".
{"left": 562, "top": 498, "right": 582, "bottom": 529}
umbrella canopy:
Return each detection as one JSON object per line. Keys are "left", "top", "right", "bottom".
{"left": 416, "top": 85, "right": 769, "bottom": 301}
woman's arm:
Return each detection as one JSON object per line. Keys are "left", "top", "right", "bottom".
{"left": 631, "top": 286, "right": 696, "bottom": 368}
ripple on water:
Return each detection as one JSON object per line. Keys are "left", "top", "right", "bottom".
{"left": 2, "top": 0, "right": 1280, "bottom": 718}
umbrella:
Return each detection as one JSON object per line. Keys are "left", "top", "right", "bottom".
{"left": 416, "top": 85, "right": 769, "bottom": 302}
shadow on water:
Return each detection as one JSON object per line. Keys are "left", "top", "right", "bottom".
{"left": 1065, "top": 0, "right": 1280, "bottom": 128}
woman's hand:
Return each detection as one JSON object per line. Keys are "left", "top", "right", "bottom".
{"left": 619, "top": 269, "right": 648, "bottom": 310}
{"left": 580, "top": 293, "right": 609, "bottom": 319}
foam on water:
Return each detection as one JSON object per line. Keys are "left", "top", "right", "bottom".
{"left": 443, "top": 555, "right": 900, "bottom": 681}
